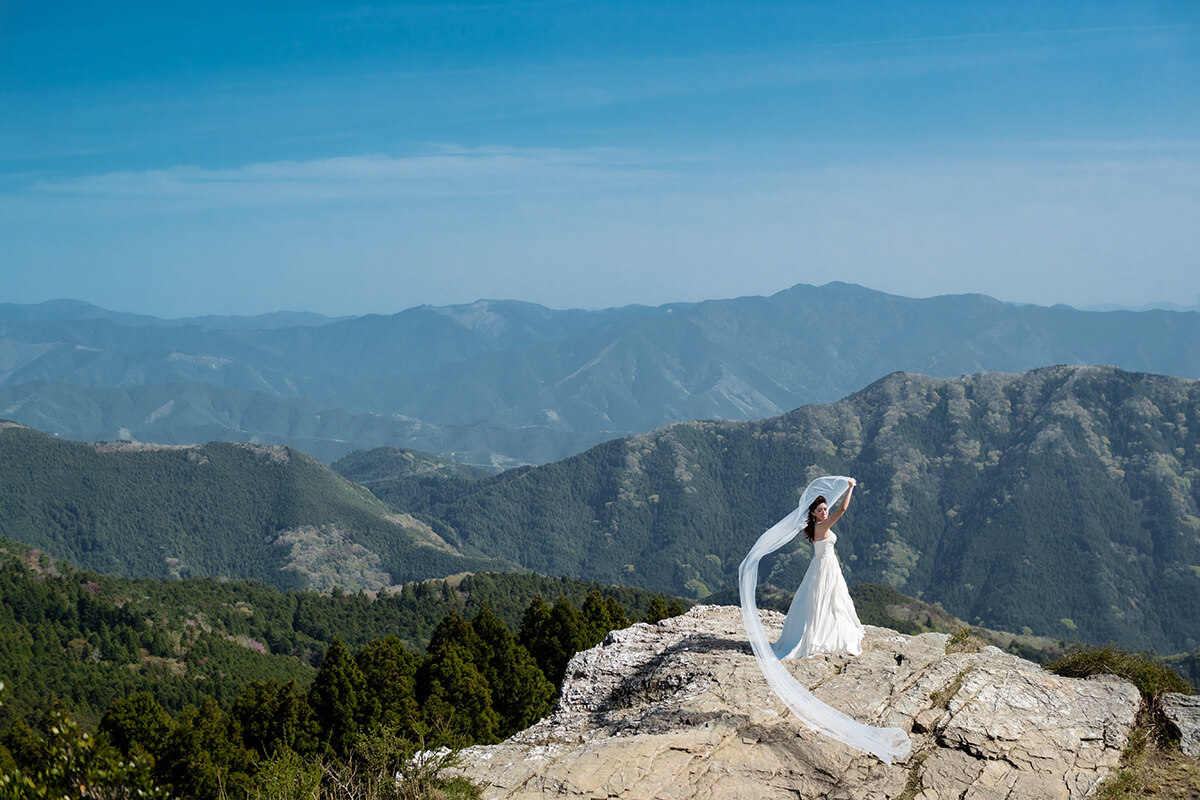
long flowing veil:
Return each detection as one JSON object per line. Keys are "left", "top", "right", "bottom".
{"left": 738, "top": 475, "right": 911, "bottom": 763}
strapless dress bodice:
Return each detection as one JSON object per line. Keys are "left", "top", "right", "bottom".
{"left": 813, "top": 531, "right": 837, "bottom": 555}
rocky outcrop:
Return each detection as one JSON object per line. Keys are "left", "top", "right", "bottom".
{"left": 458, "top": 605, "right": 1142, "bottom": 799}
{"left": 1163, "top": 693, "right": 1200, "bottom": 758}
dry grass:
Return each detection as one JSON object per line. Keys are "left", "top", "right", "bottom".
{"left": 1094, "top": 737, "right": 1200, "bottom": 799}
{"left": 930, "top": 669, "right": 969, "bottom": 711}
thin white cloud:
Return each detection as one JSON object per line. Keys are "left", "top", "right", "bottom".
{"left": 31, "top": 146, "right": 665, "bottom": 202}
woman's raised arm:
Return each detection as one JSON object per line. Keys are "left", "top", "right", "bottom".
{"left": 823, "top": 478, "right": 856, "bottom": 528}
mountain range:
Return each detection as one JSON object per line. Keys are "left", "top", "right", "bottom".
{"left": 4, "top": 283, "right": 1199, "bottom": 465}
{"left": 5, "top": 362, "right": 1198, "bottom": 655}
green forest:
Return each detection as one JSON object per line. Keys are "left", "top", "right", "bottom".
{"left": 0, "top": 538, "right": 684, "bottom": 798}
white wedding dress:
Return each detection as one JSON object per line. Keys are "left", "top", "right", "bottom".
{"left": 773, "top": 531, "right": 865, "bottom": 660}
{"left": 739, "top": 475, "right": 911, "bottom": 764}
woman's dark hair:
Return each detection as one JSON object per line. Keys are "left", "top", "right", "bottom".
{"left": 804, "top": 495, "right": 827, "bottom": 543}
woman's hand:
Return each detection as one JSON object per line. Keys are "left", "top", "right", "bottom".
{"left": 830, "top": 478, "right": 856, "bottom": 521}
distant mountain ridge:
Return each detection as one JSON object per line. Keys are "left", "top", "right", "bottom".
{"left": 4, "top": 284, "right": 1200, "bottom": 464}
{"left": 0, "top": 380, "right": 609, "bottom": 466}
{"left": 0, "top": 298, "right": 348, "bottom": 329}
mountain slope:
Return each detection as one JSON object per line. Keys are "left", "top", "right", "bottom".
{"left": 383, "top": 366, "right": 1200, "bottom": 653}
{"left": 0, "top": 421, "right": 512, "bottom": 590}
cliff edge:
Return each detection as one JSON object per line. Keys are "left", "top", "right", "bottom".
{"left": 459, "top": 605, "right": 1142, "bottom": 799}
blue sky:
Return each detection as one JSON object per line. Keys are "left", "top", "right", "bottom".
{"left": 2, "top": 1, "right": 1198, "bottom": 316}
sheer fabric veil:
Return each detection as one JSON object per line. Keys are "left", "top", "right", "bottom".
{"left": 738, "top": 475, "right": 911, "bottom": 764}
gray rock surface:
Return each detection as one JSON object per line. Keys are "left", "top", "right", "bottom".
{"left": 457, "top": 605, "right": 1143, "bottom": 800}
{"left": 1163, "top": 692, "right": 1200, "bottom": 758}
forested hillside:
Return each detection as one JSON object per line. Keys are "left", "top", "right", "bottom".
{"left": 333, "top": 446, "right": 497, "bottom": 485}
{"left": 330, "top": 446, "right": 520, "bottom": 520}
{"left": 0, "top": 536, "right": 683, "bottom": 725}
{"left": 379, "top": 366, "right": 1200, "bottom": 654}
{"left": 0, "top": 422, "right": 512, "bottom": 590}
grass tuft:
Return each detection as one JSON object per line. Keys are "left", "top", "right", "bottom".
{"left": 1092, "top": 739, "right": 1200, "bottom": 800}
{"left": 1047, "top": 644, "right": 1193, "bottom": 703}
{"left": 945, "top": 627, "right": 986, "bottom": 654}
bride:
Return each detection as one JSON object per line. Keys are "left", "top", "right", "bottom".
{"left": 772, "top": 478, "right": 865, "bottom": 660}
{"left": 738, "top": 475, "right": 910, "bottom": 764}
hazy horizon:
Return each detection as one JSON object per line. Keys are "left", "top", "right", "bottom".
{"left": 7, "top": 281, "right": 1200, "bottom": 321}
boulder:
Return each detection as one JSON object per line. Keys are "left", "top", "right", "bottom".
{"left": 458, "top": 605, "right": 1142, "bottom": 799}
{"left": 1162, "top": 692, "right": 1200, "bottom": 758}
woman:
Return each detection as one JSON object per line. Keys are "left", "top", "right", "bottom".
{"left": 738, "top": 475, "right": 909, "bottom": 763}
{"left": 772, "top": 478, "right": 865, "bottom": 660}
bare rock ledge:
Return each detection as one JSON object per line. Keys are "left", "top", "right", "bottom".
{"left": 457, "top": 605, "right": 1142, "bottom": 800}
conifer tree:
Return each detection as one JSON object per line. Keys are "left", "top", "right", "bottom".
{"left": 643, "top": 596, "right": 671, "bottom": 624}
{"left": 548, "top": 599, "right": 589, "bottom": 684}
{"left": 227, "top": 679, "right": 318, "bottom": 760}
{"left": 471, "top": 605, "right": 554, "bottom": 736}
{"left": 158, "top": 697, "right": 254, "bottom": 800}
{"left": 519, "top": 597, "right": 589, "bottom": 688}
{"left": 517, "top": 595, "right": 556, "bottom": 684}
{"left": 307, "top": 637, "right": 375, "bottom": 758}
{"left": 582, "top": 591, "right": 631, "bottom": 646}
{"left": 98, "top": 691, "right": 174, "bottom": 764}
{"left": 418, "top": 643, "right": 500, "bottom": 744}
{"left": 427, "top": 612, "right": 482, "bottom": 660}
{"left": 355, "top": 635, "right": 421, "bottom": 738}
